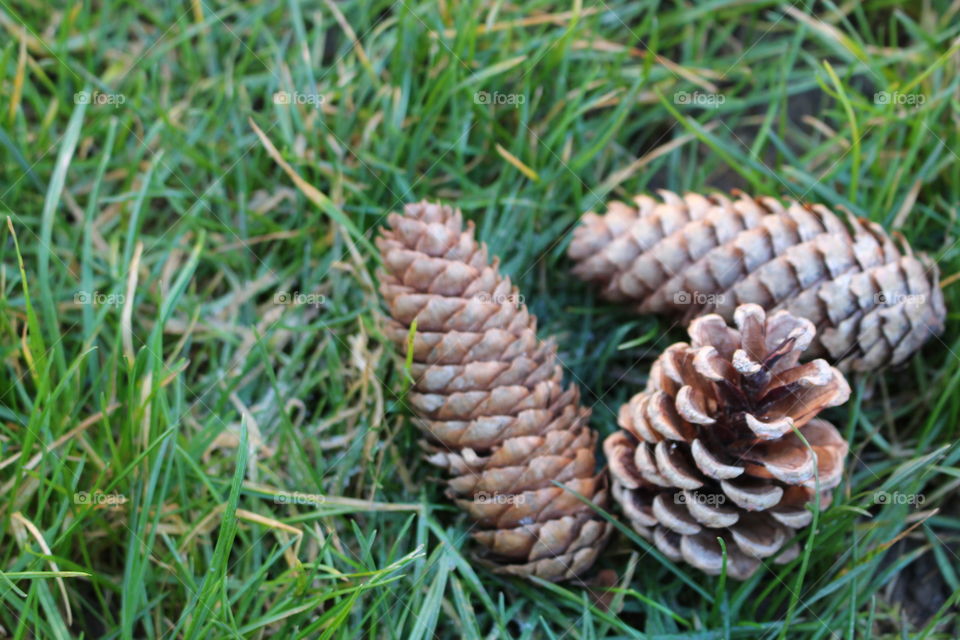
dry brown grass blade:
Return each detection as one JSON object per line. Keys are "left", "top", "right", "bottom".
{"left": 10, "top": 512, "right": 74, "bottom": 625}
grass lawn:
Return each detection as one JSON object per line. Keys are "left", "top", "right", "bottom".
{"left": 1, "top": 1, "right": 959, "bottom": 637}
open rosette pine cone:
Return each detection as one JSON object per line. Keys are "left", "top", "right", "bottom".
{"left": 569, "top": 190, "right": 946, "bottom": 371}
{"left": 376, "top": 201, "right": 613, "bottom": 581}
{"left": 604, "top": 304, "right": 850, "bottom": 580}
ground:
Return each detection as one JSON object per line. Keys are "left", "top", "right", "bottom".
{"left": 0, "top": 1, "right": 958, "bottom": 638}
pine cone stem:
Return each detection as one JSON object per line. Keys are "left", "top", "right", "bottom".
{"left": 377, "top": 201, "right": 612, "bottom": 581}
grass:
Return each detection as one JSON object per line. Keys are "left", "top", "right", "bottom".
{"left": 0, "top": 0, "right": 959, "bottom": 637}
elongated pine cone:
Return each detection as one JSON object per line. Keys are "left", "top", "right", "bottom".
{"left": 569, "top": 190, "right": 946, "bottom": 371}
{"left": 376, "top": 201, "right": 613, "bottom": 581}
{"left": 604, "top": 304, "right": 850, "bottom": 580}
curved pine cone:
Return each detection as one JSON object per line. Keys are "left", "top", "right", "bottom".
{"left": 569, "top": 190, "right": 946, "bottom": 371}
{"left": 604, "top": 304, "right": 850, "bottom": 580}
{"left": 377, "top": 201, "right": 613, "bottom": 581}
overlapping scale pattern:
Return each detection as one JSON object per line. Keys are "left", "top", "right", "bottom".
{"left": 569, "top": 190, "right": 945, "bottom": 371}
{"left": 377, "top": 201, "right": 612, "bottom": 580}
{"left": 604, "top": 304, "right": 850, "bottom": 580}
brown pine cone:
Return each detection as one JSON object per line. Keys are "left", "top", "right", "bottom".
{"left": 376, "top": 201, "right": 613, "bottom": 581}
{"left": 604, "top": 304, "right": 850, "bottom": 580}
{"left": 569, "top": 190, "right": 946, "bottom": 371}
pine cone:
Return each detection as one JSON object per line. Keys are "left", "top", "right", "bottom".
{"left": 604, "top": 304, "right": 850, "bottom": 580}
{"left": 376, "top": 201, "right": 612, "bottom": 581}
{"left": 569, "top": 190, "right": 946, "bottom": 371}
